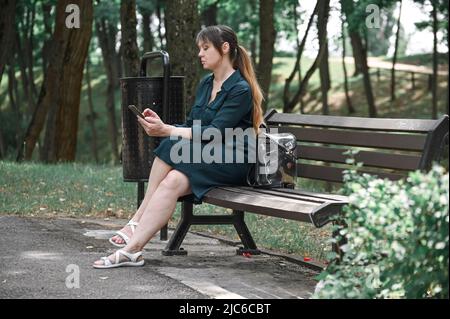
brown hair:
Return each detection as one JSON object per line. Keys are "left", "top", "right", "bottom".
{"left": 196, "top": 25, "right": 264, "bottom": 134}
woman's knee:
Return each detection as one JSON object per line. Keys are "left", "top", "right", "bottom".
{"left": 159, "top": 170, "right": 189, "bottom": 193}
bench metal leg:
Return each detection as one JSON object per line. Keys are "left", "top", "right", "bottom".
{"left": 162, "top": 201, "right": 192, "bottom": 256}
{"left": 162, "top": 204, "right": 260, "bottom": 256}
{"left": 232, "top": 210, "right": 261, "bottom": 255}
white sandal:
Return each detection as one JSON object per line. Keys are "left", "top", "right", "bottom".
{"left": 109, "top": 220, "right": 138, "bottom": 248}
{"left": 93, "top": 250, "right": 144, "bottom": 269}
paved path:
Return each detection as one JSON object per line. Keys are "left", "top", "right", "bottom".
{"left": 0, "top": 215, "right": 319, "bottom": 299}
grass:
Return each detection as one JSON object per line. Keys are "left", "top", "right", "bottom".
{"left": 0, "top": 161, "right": 136, "bottom": 216}
{"left": 0, "top": 160, "right": 333, "bottom": 261}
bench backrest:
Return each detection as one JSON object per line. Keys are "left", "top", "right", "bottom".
{"left": 265, "top": 109, "right": 449, "bottom": 184}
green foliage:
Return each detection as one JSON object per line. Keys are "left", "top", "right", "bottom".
{"left": 94, "top": 0, "right": 121, "bottom": 23}
{"left": 215, "top": 0, "right": 259, "bottom": 50}
{"left": 313, "top": 162, "right": 449, "bottom": 299}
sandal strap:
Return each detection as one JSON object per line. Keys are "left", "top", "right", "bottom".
{"left": 127, "top": 220, "right": 139, "bottom": 233}
{"left": 101, "top": 256, "right": 112, "bottom": 266}
{"left": 118, "top": 250, "right": 142, "bottom": 262}
{"left": 115, "top": 230, "right": 130, "bottom": 244}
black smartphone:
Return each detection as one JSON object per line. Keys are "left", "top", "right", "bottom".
{"left": 128, "top": 105, "right": 145, "bottom": 119}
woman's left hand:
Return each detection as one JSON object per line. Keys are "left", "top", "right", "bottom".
{"left": 137, "top": 109, "right": 172, "bottom": 137}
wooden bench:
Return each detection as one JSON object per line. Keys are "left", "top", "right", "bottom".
{"left": 157, "top": 109, "right": 448, "bottom": 260}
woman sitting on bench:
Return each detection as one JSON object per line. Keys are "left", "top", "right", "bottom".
{"left": 93, "top": 25, "right": 264, "bottom": 268}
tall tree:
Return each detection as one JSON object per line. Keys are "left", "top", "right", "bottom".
{"left": 414, "top": 0, "right": 448, "bottom": 118}
{"left": 166, "top": 0, "right": 200, "bottom": 109}
{"left": 341, "top": 13, "right": 355, "bottom": 114}
{"left": 257, "top": 0, "right": 276, "bottom": 111}
{"left": 283, "top": 2, "right": 323, "bottom": 113}
{"left": 19, "top": 0, "right": 93, "bottom": 162}
{"left": 137, "top": 0, "right": 156, "bottom": 53}
{"left": 391, "top": 0, "right": 403, "bottom": 101}
{"left": 431, "top": 0, "right": 438, "bottom": 119}
{"left": 120, "top": 0, "right": 140, "bottom": 77}
{"left": 96, "top": 2, "right": 121, "bottom": 163}
{"left": 200, "top": 0, "right": 218, "bottom": 26}
{"left": 317, "top": 0, "right": 331, "bottom": 115}
{"left": 341, "top": 0, "right": 377, "bottom": 117}
{"left": 85, "top": 57, "right": 99, "bottom": 163}
{"left": 156, "top": 0, "right": 166, "bottom": 50}
{"left": 41, "top": 1, "right": 53, "bottom": 71}
{"left": 0, "top": 0, "right": 16, "bottom": 85}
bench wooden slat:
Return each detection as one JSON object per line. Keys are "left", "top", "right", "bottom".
{"left": 297, "top": 163, "right": 406, "bottom": 183}
{"left": 204, "top": 186, "right": 349, "bottom": 227}
{"left": 274, "top": 187, "right": 349, "bottom": 202}
{"left": 276, "top": 126, "right": 426, "bottom": 151}
{"left": 238, "top": 186, "right": 346, "bottom": 204}
{"left": 268, "top": 113, "right": 437, "bottom": 132}
{"left": 214, "top": 186, "right": 324, "bottom": 208}
{"left": 204, "top": 187, "right": 322, "bottom": 223}
{"left": 297, "top": 145, "right": 421, "bottom": 171}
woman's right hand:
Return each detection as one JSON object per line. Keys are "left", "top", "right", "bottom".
{"left": 142, "top": 108, "right": 161, "bottom": 121}
{"left": 137, "top": 109, "right": 172, "bottom": 137}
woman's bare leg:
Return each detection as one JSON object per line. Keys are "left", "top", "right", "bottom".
{"left": 94, "top": 170, "right": 191, "bottom": 266}
{"left": 111, "top": 156, "right": 173, "bottom": 245}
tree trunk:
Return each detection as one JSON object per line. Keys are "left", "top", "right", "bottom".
{"left": 318, "top": 0, "right": 330, "bottom": 115}
{"left": 15, "top": 31, "right": 34, "bottom": 114}
{"left": 283, "top": 2, "right": 319, "bottom": 113}
{"left": 257, "top": 0, "right": 276, "bottom": 111}
{"left": 19, "top": 0, "right": 93, "bottom": 162}
{"left": 349, "top": 34, "right": 363, "bottom": 76}
{"left": 96, "top": 18, "right": 120, "bottom": 163}
{"left": 166, "top": 0, "right": 200, "bottom": 110}
{"left": 391, "top": 0, "right": 402, "bottom": 101}
{"left": 7, "top": 63, "right": 22, "bottom": 150}
{"left": 41, "top": 2, "right": 53, "bottom": 71}
{"left": 431, "top": 1, "right": 438, "bottom": 119}
{"left": 341, "top": 0, "right": 377, "bottom": 117}
{"left": 249, "top": 0, "right": 258, "bottom": 67}
{"left": 201, "top": 1, "right": 217, "bottom": 26}
{"left": 0, "top": 0, "right": 16, "bottom": 85}
{"left": 156, "top": 0, "right": 165, "bottom": 49}
{"left": 85, "top": 58, "right": 99, "bottom": 163}
{"left": 120, "top": 0, "right": 140, "bottom": 77}
{"left": 341, "top": 14, "right": 355, "bottom": 114}
{"left": 0, "top": 129, "right": 4, "bottom": 158}
{"left": 42, "top": 0, "right": 93, "bottom": 162}
{"left": 141, "top": 11, "right": 154, "bottom": 53}
{"left": 26, "top": 2, "right": 38, "bottom": 99}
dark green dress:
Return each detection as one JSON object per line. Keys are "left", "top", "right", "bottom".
{"left": 153, "top": 69, "right": 254, "bottom": 203}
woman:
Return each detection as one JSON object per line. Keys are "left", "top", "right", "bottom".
{"left": 93, "top": 25, "right": 264, "bottom": 268}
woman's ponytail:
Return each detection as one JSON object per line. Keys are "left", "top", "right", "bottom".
{"left": 234, "top": 46, "right": 264, "bottom": 134}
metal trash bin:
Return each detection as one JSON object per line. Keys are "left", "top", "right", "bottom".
{"left": 120, "top": 51, "right": 185, "bottom": 182}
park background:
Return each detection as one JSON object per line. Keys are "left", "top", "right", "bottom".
{"left": 0, "top": 0, "right": 448, "bottom": 295}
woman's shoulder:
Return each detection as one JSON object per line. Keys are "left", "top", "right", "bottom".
{"left": 228, "top": 78, "right": 251, "bottom": 97}
{"left": 198, "top": 73, "right": 213, "bottom": 87}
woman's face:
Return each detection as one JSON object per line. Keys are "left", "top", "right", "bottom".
{"left": 197, "top": 40, "right": 224, "bottom": 70}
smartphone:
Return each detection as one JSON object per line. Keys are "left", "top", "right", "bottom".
{"left": 128, "top": 105, "right": 145, "bottom": 119}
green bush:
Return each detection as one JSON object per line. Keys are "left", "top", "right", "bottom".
{"left": 313, "top": 163, "right": 449, "bottom": 299}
